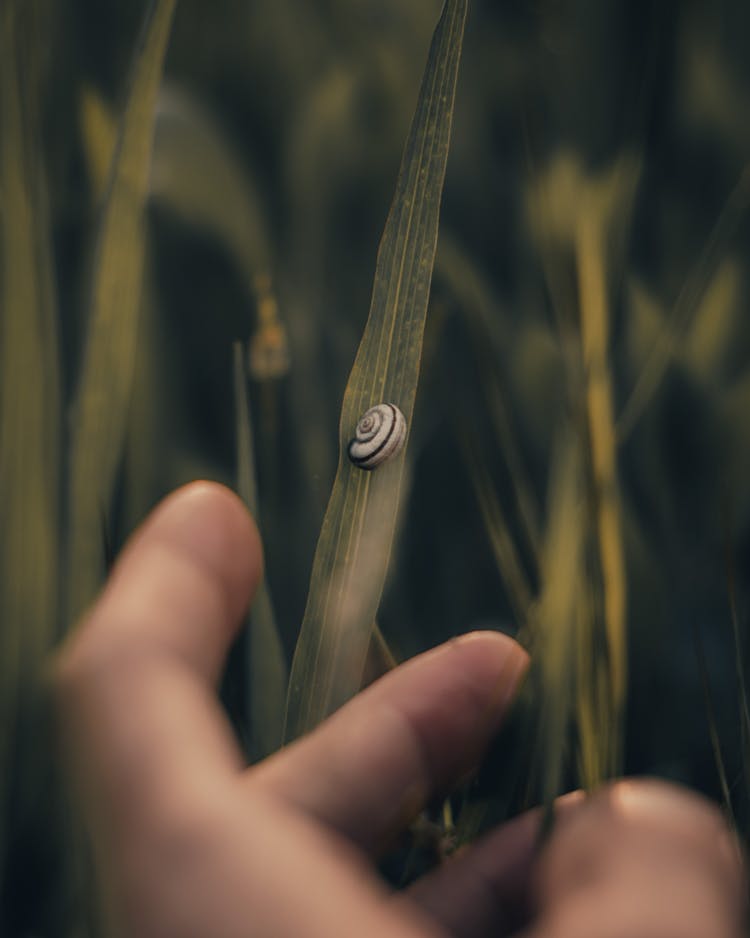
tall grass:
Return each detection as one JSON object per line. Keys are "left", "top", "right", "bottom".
{"left": 66, "top": 0, "right": 178, "bottom": 626}
{"left": 0, "top": 2, "right": 61, "bottom": 922}
{"left": 2, "top": 0, "right": 750, "bottom": 931}
{"left": 233, "top": 341, "right": 287, "bottom": 760}
{"left": 575, "top": 197, "right": 626, "bottom": 785}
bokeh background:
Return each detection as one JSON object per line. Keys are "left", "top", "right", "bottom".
{"left": 2, "top": 0, "right": 750, "bottom": 933}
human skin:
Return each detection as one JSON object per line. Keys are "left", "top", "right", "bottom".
{"left": 54, "top": 482, "right": 746, "bottom": 938}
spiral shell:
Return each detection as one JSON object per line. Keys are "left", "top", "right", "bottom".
{"left": 347, "top": 403, "right": 407, "bottom": 470}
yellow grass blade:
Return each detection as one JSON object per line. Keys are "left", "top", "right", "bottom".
{"left": 79, "top": 85, "right": 118, "bottom": 200}
{"left": 575, "top": 202, "right": 627, "bottom": 781}
{"left": 527, "top": 153, "right": 631, "bottom": 788}
{"left": 284, "top": 0, "right": 468, "bottom": 741}
{"left": 66, "top": 0, "right": 178, "bottom": 625}
{"left": 233, "top": 343, "right": 288, "bottom": 760}
{"left": 683, "top": 259, "right": 741, "bottom": 384}
{"left": 0, "top": 0, "right": 60, "bottom": 890}
{"left": 533, "top": 434, "right": 583, "bottom": 813}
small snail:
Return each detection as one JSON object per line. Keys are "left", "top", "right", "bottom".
{"left": 348, "top": 403, "right": 407, "bottom": 470}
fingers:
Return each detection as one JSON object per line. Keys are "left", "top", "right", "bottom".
{"left": 405, "top": 806, "right": 542, "bottom": 938}
{"left": 51, "top": 483, "right": 446, "bottom": 938}
{"left": 526, "top": 779, "right": 747, "bottom": 938}
{"left": 407, "top": 781, "right": 744, "bottom": 938}
{"left": 404, "top": 793, "right": 584, "bottom": 938}
{"left": 69, "top": 481, "right": 262, "bottom": 682}
{"left": 250, "top": 632, "right": 529, "bottom": 852}
{"left": 54, "top": 482, "right": 263, "bottom": 838}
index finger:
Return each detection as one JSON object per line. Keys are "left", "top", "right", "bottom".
{"left": 54, "top": 482, "right": 262, "bottom": 836}
{"left": 250, "top": 631, "right": 529, "bottom": 852}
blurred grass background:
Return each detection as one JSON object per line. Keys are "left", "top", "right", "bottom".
{"left": 2, "top": 0, "right": 750, "bottom": 933}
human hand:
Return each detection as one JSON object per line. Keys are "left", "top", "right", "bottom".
{"left": 54, "top": 482, "right": 746, "bottom": 938}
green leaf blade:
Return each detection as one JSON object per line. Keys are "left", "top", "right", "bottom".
{"left": 0, "top": 0, "right": 62, "bottom": 890}
{"left": 233, "top": 343, "right": 288, "bottom": 761}
{"left": 284, "top": 0, "right": 468, "bottom": 741}
{"left": 66, "top": 0, "right": 178, "bottom": 625}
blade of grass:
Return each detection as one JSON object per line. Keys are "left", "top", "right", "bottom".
{"left": 79, "top": 84, "right": 118, "bottom": 200}
{"left": 618, "top": 164, "right": 750, "bottom": 441}
{"left": 152, "top": 87, "right": 274, "bottom": 295}
{"left": 461, "top": 428, "right": 534, "bottom": 631}
{"left": 233, "top": 342, "right": 288, "bottom": 761}
{"left": 693, "top": 622, "right": 736, "bottom": 827}
{"left": 0, "top": 0, "right": 61, "bottom": 899}
{"left": 574, "top": 573, "right": 616, "bottom": 790}
{"left": 575, "top": 202, "right": 627, "bottom": 782}
{"left": 365, "top": 621, "right": 399, "bottom": 682}
{"left": 284, "top": 0, "right": 468, "bottom": 741}
{"left": 523, "top": 150, "right": 585, "bottom": 342}
{"left": 533, "top": 432, "right": 583, "bottom": 825}
{"left": 437, "top": 234, "right": 541, "bottom": 567}
{"left": 452, "top": 670, "right": 537, "bottom": 847}
{"left": 723, "top": 525, "right": 750, "bottom": 796}
{"left": 683, "top": 259, "right": 740, "bottom": 384}
{"left": 79, "top": 88, "right": 164, "bottom": 534}
{"left": 66, "top": 0, "right": 178, "bottom": 626}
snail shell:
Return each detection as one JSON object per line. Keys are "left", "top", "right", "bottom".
{"left": 348, "top": 403, "right": 407, "bottom": 470}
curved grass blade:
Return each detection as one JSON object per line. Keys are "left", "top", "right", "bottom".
{"left": 0, "top": 0, "right": 61, "bottom": 902}
{"left": 618, "top": 164, "right": 750, "bottom": 441}
{"left": 152, "top": 87, "right": 273, "bottom": 295}
{"left": 692, "top": 622, "right": 735, "bottom": 828}
{"left": 66, "top": 0, "right": 178, "bottom": 626}
{"left": 459, "top": 424, "right": 534, "bottom": 632}
{"left": 233, "top": 343, "right": 288, "bottom": 761}
{"left": 284, "top": 0, "right": 468, "bottom": 741}
{"left": 437, "top": 234, "right": 541, "bottom": 568}
{"left": 454, "top": 435, "right": 584, "bottom": 847}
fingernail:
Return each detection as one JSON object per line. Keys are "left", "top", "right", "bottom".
{"left": 450, "top": 631, "right": 530, "bottom": 718}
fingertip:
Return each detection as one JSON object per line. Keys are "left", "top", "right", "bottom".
{"left": 537, "top": 778, "right": 746, "bottom": 917}
{"left": 437, "top": 630, "right": 530, "bottom": 717}
{"left": 66, "top": 481, "right": 264, "bottom": 686}
{"left": 249, "top": 630, "right": 529, "bottom": 851}
{"left": 446, "top": 629, "right": 530, "bottom": 675}
{"left": 144, "top": 481, "right": 264, "bottom": 622}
